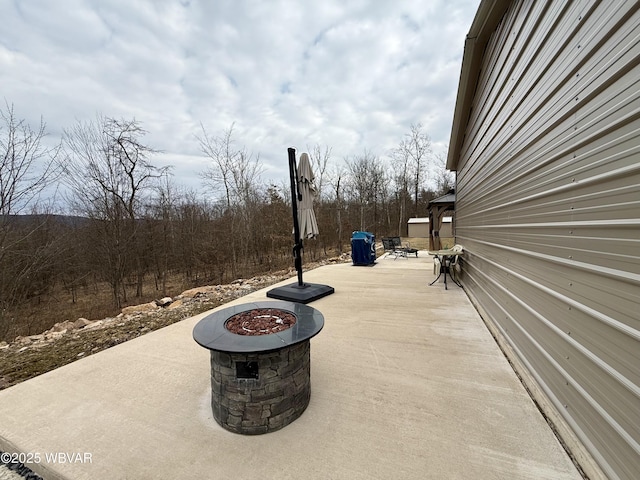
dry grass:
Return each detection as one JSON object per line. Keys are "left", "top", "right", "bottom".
{"left": 404, "top": 237, "right": 430, "bottom": 249}
{"left": 1, "top": 274, "right": 195, "bottom": 343}
{"left": 400, "top": 237, "right": 455, "bottom": 250}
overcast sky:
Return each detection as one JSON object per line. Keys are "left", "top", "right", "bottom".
{"left": 1, "top": 0, "right": 480, "bottom": 195}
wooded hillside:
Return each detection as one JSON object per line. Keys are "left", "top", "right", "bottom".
{"left": 0, "top": 104, "right": 453, "bottom": 341}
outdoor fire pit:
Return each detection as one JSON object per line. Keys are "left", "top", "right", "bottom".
{"left": 193, "top": 300, "right": 324, "bottom": 435}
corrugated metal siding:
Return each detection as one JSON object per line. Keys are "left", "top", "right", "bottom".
{"left": 454, "top": 1, "right": 640, "bottom": 479}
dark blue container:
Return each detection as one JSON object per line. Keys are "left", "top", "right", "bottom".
{"left": 351, "top": 231, "right": 376, "bottom": 266}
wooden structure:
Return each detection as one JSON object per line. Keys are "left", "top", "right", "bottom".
{"left": 427, "top": 190, "right": 455, "bottom": 250}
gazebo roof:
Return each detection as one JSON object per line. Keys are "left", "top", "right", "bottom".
{"left": 429, "top": 189, "right": 455, "bottom": 206}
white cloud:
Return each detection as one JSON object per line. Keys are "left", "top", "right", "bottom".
{"left": 0, "top": 0, "right": 480, "bottom": 193}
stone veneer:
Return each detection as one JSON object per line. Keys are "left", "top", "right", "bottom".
{"left": 210, "top": 340, "right": 311, "bottom": 435}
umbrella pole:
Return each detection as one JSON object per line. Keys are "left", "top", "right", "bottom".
{"left": 288, "top": 147, "right": 304, "bottom": 287}
{"left": 265, "top": 148, "right": 334, "bottom": 303}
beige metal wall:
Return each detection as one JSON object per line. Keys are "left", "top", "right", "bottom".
{"left": 408, "top": 219, "right": 452, "bottom": 238}
{"left": 407, "top": 219, "right": 429, "bottom": 238}
{"left": 453, "top": 1, "right": 639, "bottom": 479}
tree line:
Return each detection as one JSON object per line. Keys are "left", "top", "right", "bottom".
{"left": 0, "top": 102, "right": 453, "bottom": 339}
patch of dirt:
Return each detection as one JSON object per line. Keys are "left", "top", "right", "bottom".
{"left": 0, "top": 254, "right": 351, "bottom": 390}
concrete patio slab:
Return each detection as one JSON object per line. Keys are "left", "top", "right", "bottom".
{"left": 0, "top": 253, "right": 582, "bottom": 480}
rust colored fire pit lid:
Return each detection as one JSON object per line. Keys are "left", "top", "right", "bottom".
{"left": 225, "top": 307, "right": 297, "bottom": 335}
{"left": 192, "top": 301, "right": 324, "bottom": 353}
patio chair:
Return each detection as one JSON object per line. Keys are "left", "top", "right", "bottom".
{"left": 433, "top": 256, "right": 442, "bottom": 275}
{"left": 391, "top": 237, "right": 418, "bottom": 257}
{"left": 431, "top": 244, "right": 464, "bottom": 278}
{"left": 382, "top": 237, "right": 405, "bottom": 259}
{"left": 448, "top": 244, "right": 463, "bottom": 281}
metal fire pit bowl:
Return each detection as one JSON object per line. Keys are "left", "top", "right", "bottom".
{"left": 193, "top": 301, "right": 324, "bottom": 434}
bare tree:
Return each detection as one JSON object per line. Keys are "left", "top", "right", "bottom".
{"left": 198, "top": 123, "right": 264, "bottom": 277}
{"left": 327, "top": 163, "right": 347, "bottom": 252}
{"left": 345, "top": 150, "right": 387, "bottom": 233}
{"left": 0, "top": 102, "right": 60, "bottom": 217}
{"left": 392, "top": 123, "right": 432, "bottom": 231}
{"left": 147, "top": 175, "right": 182, "bottom": 295}
{"left": 306, "top": 144, "right": 332, "bottom": 201}
{"left": 62, "top": 115, "right": 169, "bottom": 308}
{"left": 0, "top": 103, "right": 61, "bottom": 338}
{"left": 198, "top": 123, "right": 263, "bottom": 207}
{"left": 198, "top": 123, "right": 235, "bottom": 209}
{"left": 390, "top": 148, "right": 411, "bottom": 236}
{"left": 303, "top": 144, "right": 332, "bottom": 254}
{"left": 174, "top": 191, "right": 212, "bottom": 283}
{"left": 433, "top": 148, "right": 455, "bottom": 195}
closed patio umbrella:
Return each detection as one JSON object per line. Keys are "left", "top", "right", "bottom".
{"left": 266, "top": 147, "right": 334, "bottom": 303}
{"left": 296, "top": 152, "right": 319, "bottom": 239}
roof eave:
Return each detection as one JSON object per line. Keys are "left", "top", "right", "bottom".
{"left": 446, "top": 0, "right": 512, "bottom": 171}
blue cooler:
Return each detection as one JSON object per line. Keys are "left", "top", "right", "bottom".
{"left": 351, "top": 231, "right": 376, "bottom": 266}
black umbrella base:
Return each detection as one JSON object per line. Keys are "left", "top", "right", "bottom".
{"left": 266, "top": 282, "right": 334, "bottom": 304}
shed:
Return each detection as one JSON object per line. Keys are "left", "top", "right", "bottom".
{"left": 447, "top": 2, "right": 639, "bottom": 479}
{"left": 407, "top": 217, "right": 452, "bottom": 239}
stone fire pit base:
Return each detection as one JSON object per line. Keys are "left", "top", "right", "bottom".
{"left": 210, "top": 340, "right": 311, "bottom": 435}
{"left": 193, "top": 301, "right": 323, "bottom": 435}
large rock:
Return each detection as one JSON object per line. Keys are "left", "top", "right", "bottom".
{"left": 45, "top": 331, "right": 66, "bottom": 340}
{"left": 167, "top": 299, "right": 184, "bottom": 310}
{"left": 51, "top": 320, "right": 77, "bottom": 333}
{"left": 179, "top": 286, "right": 220, "bottom": 298}
{"left": 155, "top": 297, "right": 173, "bottom": 307}
{"left": 74, "top": 318, "right": 93, "bottom": 329}
{"left": 82, "top": 319, "right": 105, "bottom": 330}
{"left": 121, "top": 302, "right": 159, "bottom": 316}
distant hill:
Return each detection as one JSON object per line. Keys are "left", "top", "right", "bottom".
{"left": 1, "top": 214, "right": 89, "bottom": 228}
